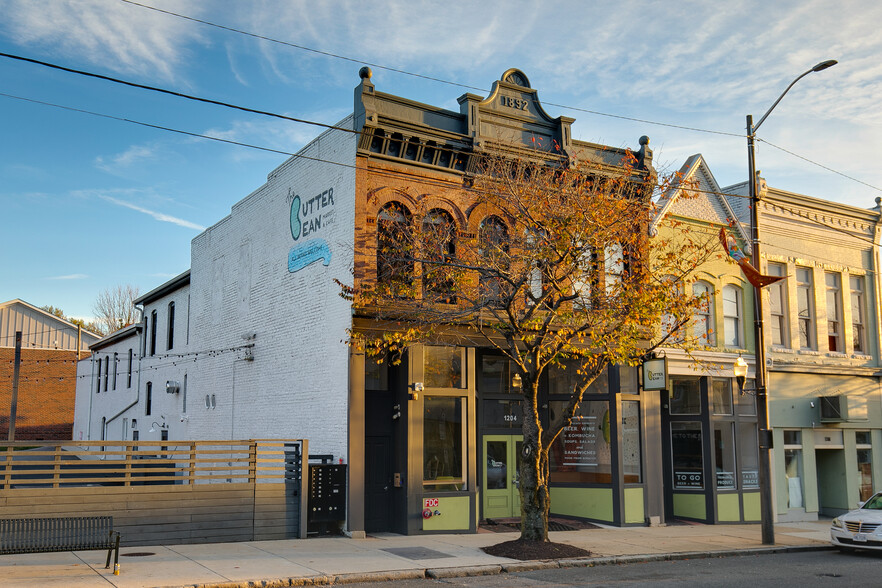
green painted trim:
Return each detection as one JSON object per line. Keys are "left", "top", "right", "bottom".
{"left": 624, "top": 487, "right": 644, "bottom": 524}
{"left": 422, "top": 496, "right": 471, "bottom": 531}
{"left": 672, "top": 493, "right": 706, "bottom": 520}
{"left": 742, "top": 491, "right": 761, "bottom": 521}
{"left": 550, "top": 487, "right": 614, "bottom": 522}
{"left": 717, "top": 493, "right": 741, "bottom": 522}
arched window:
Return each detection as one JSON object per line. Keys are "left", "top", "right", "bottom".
{"left": 422, "top": 209, "right": 456, "bottom": 302}
{"left": 660, "top": 276, "right": 683, "bottom": 343}
{"left": 478, "top": 216, "right": 509, "bottom": 306}
{"left": 693, "top": 281, "right": 715, "bottom": 346}
{"left": 722, "top": 284, "right": 742, "bottom": 347}
{"left": 377, "top": 202, "right": 414, "bottom": 295}
{"left": 604, "top": 242, "right": 624, "bottom": 295}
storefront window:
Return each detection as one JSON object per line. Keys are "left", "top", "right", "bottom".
{"left": 783, "top": 431, "right": 804, "bottom": 508}
{"left": 622, "top": 401, "right": 642, "bottom": 483}
{"left": 670, "top": 378, "right": 701, "bottom": 415}
{"left": 549, "top": 401, "right": 612, "bottom": 484}
{"left": 736, "top": 383, "right": 756, "bottom": 416}
{"left": 714, "top": 422, "right": 736, "bottom": 489}
{"left": 739, "top": 422, "right": 759, "bottom": 488}
{"left": 482, "top": 399, "right": 522, "bottom": 429}
{"left": 672, "top": 422, "right": 704, "bottom": 489}
{"left": 480, "top": 355, "right": 514, "bottom": 393}
{"left": 548, "top": 363, "right": 608, "bottom": 396}
{"left": 712, "top": 379, "right": 733, "bottom": 415}
{"left": 423, "top": 396, "right": 466, "bottom": 490}
{"left": 424, "top": 346, "right": 464, "bottom": 389}
{"left": 620, "top": 366, "right": 639, "bottom": 394}
{"left": 857, "top": 431, "right": 873, "bottom": 501}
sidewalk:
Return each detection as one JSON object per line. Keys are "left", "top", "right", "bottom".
{"left": 0, "top": 520, "right": 833, "bottom": 588}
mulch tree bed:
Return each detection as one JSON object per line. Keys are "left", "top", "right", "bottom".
{"left": 479, "top": 518, "right": 595, "bottom": 560}
{"left": 482, "top": 539, "right": 590, "bottom": 560}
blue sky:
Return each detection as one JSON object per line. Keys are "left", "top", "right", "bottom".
{"left": 2, "top": 0, "right": 881, "bottom": 322}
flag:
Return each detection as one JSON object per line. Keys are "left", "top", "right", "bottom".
{"left": 719, "top": 228, "right": 785, "bottom": 289}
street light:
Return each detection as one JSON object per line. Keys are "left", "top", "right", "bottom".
{"left": 746, "top": 59, "right": 837, "bottom": 546}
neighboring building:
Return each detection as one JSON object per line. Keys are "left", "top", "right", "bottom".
{"left": 74, "top": 271, "right": 191, "bottom": 444}
{"left": 1, "top": 299, "right": 100, "bottom": 440}
{"left": 77, "top": 67, "right": 665, "bottom": 535}
{"left": 724, "top": 180, "right": 882, "bottom": 521}
{"left": 651, "top": 155, "right": 762, "bottom": 524}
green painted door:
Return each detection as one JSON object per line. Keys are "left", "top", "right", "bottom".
{"left": 482, "top": 434, "right": 523, "bottom": 519}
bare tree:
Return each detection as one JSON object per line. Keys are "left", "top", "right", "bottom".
{"left": 92, "top": 284, "right": 141, "bottom": 336}
{"left": 343, "top": 151, "right": 718, "bottom": 547}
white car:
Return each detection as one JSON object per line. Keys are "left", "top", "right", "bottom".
{"left": 831, "top": 492, "right": 882, "bottom": 551}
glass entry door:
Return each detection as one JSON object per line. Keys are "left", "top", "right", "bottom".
{"left": 482, "top": 435, "right": 522, "bottom": 519}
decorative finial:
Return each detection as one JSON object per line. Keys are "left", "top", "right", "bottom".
{"left": 639, "top": 136, "right": 650, "bottom": 146}
{"left": 359, "top": 66, "right": 372, "bottom": 80}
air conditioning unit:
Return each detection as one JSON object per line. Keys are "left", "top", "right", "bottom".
{"left": 166, "top": 381, "right": 181, "bottom": 394}
{"left": 819, "top": 395, "right": 848, "bottom": 422}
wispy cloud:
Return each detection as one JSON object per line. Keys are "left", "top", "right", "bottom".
{"left": 99, "top": 194, "right": 206, "bottom": 231}
{"left": 95, "top": 144, "right": 157, "bottom": 173}
{"left": 0, "top": 0, "right": 206, "bottom": 82}
{"left": 46, "top": 274, "right": 88, "bottom": 281}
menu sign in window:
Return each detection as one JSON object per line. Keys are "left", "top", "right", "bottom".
{"left": 562, "top": 414, "right": 599, "bottom": 467}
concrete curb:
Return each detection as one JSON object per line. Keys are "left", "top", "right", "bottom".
{"left": 170, "top": 544, "right": 834, "bottom": 588}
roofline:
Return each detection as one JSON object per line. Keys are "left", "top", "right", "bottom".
{"left": 134, "top": 270, "right": 191, "bottom": 306}
{"left": 0, "top": 298, "right": 103, "bottom": 339}
{"left": 89, "top": 323, "right": 142, "bottom": 350}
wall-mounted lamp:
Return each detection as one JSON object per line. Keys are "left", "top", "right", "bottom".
{"left": 511, "top": 373, "right": 523, "bottom": 391}
{"left": 733, "top": 355, "right": 748, "bottom": 395}
{"left": 148, "top": 421, "right": 168, "bottom": 433}
{"left": 408, "top": 382, "right": 423, "bottom": 400}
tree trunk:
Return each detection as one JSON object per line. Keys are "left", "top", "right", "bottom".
{"left": 519, "top": 386, "right": 550, "bottom": 542}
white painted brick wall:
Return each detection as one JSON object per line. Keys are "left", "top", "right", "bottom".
{"left": 187, "top": 118, "right": 357, "bottom": 460}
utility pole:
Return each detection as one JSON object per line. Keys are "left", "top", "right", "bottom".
{"left": 8, "top": 331, "right": 22, "bottom": 442}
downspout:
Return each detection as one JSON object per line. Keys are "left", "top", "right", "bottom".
{"left": 105, "top": 314, "right": 146, "bottom": 438}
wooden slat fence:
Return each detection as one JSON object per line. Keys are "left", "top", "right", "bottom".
{"left": 0, "top": 440, "right": 308, "bottom": 546}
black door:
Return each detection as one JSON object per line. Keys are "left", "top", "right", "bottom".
{"left": 364, "top": 389, "right": 394, "bottom": 533}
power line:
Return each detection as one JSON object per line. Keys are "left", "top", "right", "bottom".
{"left": 2, "top": 49, "right": 878, "bottom": 197}
{"left": 3, "top": 86, "right": 880, "bottom": 245}
{"left": 118, "top": 0, "right": 742, "bottom": 139}
{"left": 759, "top": 138, "right": 882, "bottom": 193}
{"left": 0, "top": 52, "right": 359, "bottom": 136}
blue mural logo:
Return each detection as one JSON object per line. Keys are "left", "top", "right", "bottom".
{"left": 290, "top": 195, "right": 302, "bottom": 241}
{"left": 288, "top": 239, "right": 332, "bottom": 273}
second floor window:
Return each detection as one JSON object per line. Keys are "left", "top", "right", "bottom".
{"left": 722, "top": 285, "right": 742, "bottom": 348}
{"left": 478, "top": 216, "right": 510, "bottom": 307}
{"left": 127, "top": 348, "right": 133, "bottom": 388}
{"left": 167, "top": 301, "right": 175, "bottom": 350}
{"left": 826, "top": 272, "right": 842, "bottom": 352}
{"left": 149, "top": 310, "right": 157, "bottom": 356}
{"left": 377, "top": 202, "right": 414, "bottom": 296}
{"left": 693, "top": 281, "right": 714, "bottom": 346}
{"left": 112, "top": 352, "right": 118, "bottom": 390}
{"left": 422, "top": 209, "right": 456, "bottom": 302}
{"left": 851, "top": 275, "right": 866, "bottom": 353}
{"left": 767, "top": 262, "right": 788, "bottom": 347}
{"left": 796, "top": 267, "right": 814, "bottom": 349}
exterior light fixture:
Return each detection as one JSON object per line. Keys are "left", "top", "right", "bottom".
{"left": 511, "top": 373, "right": 523, "bottom": 391}
{"left": 148, "top": 422, "right": 168, "bottom": 433}
{"left": 733, "top": 356, "right": 748, "bottom": 395}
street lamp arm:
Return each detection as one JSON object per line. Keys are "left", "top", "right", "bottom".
{"left": 752, "top": 60, "right": 837, "bottom": 134}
